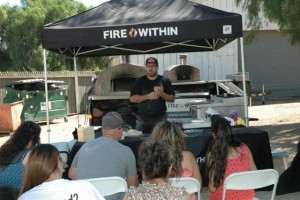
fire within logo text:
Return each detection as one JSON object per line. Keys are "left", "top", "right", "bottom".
{"left": 103, "top": 27, "right": 178, "bottom": 39}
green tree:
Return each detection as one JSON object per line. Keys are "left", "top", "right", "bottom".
{"left": 0, "top": 5, "right": 13, "bottom": 70}
{"left": 236, "top": 0, "right": 300, "bottom": 45}
{"left": 0, "top": 0, "right": 108, "bottom": 71}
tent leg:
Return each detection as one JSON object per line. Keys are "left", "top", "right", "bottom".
{"left": 74, "top": 56, "right": 80, "bottom": 127}
{"left": 43, "top": 49, "right": 51, "bottom": 143}
{"left": 239, "top": 37, "right": 249, "bottom": 126}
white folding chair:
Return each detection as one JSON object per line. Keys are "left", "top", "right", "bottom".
{"left": 51, "top": 142, "right": 71, "bottom": 163}
{"left": 169, "top": 177, "right": 201, "bottom": 200}
{"left": 222, "top": 169, "right": 279, "bottom": 200}
{"left": 85, "top": 176, "right": 128, "bottom": 197}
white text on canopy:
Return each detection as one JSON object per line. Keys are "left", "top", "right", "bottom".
{"left": 103, "top": 27, "right": 178, "bottom": 39}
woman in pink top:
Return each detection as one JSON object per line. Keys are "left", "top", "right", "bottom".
{"left": 151, "top": 121, "right": 202, "bottom": 199}
{"left": 206, "top": 117, "right": 257, "bottom": 200}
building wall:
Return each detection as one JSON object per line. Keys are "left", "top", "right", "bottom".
{"left": 109, "top": 0, "right": 300, "bottom": 98}
{"left": 123, "top": 0, "right": 243, "bottom": 81}
{"left": 242, "top": 30, "right": 300, "bottom": 97}
{"left": 127, "top": 42, "right": 238, "bottom": 81}
{"left": 197, "top": 0, "right": 278, "bottom": 30}
{"left": 198, "top": 0, "right": 300, "bottom": 97}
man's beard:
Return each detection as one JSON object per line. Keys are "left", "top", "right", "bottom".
{"left": 147, "top": 71, "right": 157, "bottom": 77}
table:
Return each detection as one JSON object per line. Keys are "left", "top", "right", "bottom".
{"left": 66, "top": 127, "right": 273, "bottom": 187}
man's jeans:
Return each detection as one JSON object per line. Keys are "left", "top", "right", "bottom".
{"left": 136, "top": 114, "right": 167, "bottom": 134}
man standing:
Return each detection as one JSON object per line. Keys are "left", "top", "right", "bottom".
{"left": 68, "top": 112, "right": 138, "bottom": 199}
{"left": 130, "top": 57, "right": 175, "bottom": 133}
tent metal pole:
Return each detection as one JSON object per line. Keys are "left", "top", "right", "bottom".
{"left": 239, "top": 37, "right": 249, "bottom": 126}
{"left": 43, "top": 49, "right": 51, "bottom": 143}
{"left": 74, "top": 56, "right": 80, "bottom": 127}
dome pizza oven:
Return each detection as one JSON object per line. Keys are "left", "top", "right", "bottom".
{"left": 92, "top": 63, "right": 146, "bottom": 96}
{"left": 164, "top": 55, "right": 210, "bottom": 120}
{"left": 163, "top": 55, "right": 209, "bottom": 96}
{"left": 163, "top": 55, "right": 200, "bottom": 82}
{"left": 89, "top": 63, "right": 145, "bottom": 127}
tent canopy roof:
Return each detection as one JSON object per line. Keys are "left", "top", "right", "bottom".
{"left": 42, "top": 0, "right": 242, "bottom": 57}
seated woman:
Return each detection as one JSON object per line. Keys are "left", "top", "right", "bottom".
{"left": 151, "top": 121, "right": 202, "bottom": 199}
{"left": 124, "top": 141, "right": 191, "bottom": 200}
{"left": 0, "top": 121, "right": 41, "bottom": 190}
{"left": 18, "top": 144, "right": 105, "bottom": 200}
{"left": 206, "top": 117, "right": 257, "bottom": 200}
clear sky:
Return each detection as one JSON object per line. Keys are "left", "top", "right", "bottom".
{"left": 0, "top": 0, "right": 109, "bottom": 7}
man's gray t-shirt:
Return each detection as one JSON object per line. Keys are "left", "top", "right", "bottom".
{"left": 71, "top": 137, "right": 137, "bottom": 179}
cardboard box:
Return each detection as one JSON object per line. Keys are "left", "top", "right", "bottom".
{"left": 77, "top": 126, "right": 95, "bottom": 142}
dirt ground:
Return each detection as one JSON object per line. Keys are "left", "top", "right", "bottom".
{"left": 248, "top": 96, "right": 300, "bottom": 163}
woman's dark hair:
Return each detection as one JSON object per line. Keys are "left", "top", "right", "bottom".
{"left": 138, "top": 140, "right": 175, "bottom": 180}
{"left": 0, "top": 121, "right": 41, "bottom": 166}
{"left": 20, "top": 144, "right": 59, "bottom": 195}
{"left": 206, "top": 117, "right": 241, "bottom": 188}
{"left": 151, "top": 121, "right": 184, "bottom": 177}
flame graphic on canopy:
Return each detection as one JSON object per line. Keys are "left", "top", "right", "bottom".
{"left": 129, "top": 28, "right": 138, "bottom": 38}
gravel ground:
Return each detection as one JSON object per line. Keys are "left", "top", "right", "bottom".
{"left": 249, "top": 96, "right": 300, "bottom": 164}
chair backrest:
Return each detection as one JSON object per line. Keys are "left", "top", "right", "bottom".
{"left": 222, "top": 169, "right": 279, "bottom": 200}
{"left": 51, "top": 142, "right": 71, "bottom": 163}
{"left": 85, "top": 176, "right": 128, "bottom": 197}
{"left": 169, "top": 177, "right": 201, "bottom": 200}
{"left": 58, "top": 151, "right": 69, "bottom": 164}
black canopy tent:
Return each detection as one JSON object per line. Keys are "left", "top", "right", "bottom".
{"left": 41, "top": 0, "right": 248, "bottom": 141}
{"left": 42, "top": 0, "right": 242, "bottom": 56}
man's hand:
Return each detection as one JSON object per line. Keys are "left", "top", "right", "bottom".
{"left": 148, "top": 91, "right": 160, "bottom": 100}
{"left": 154, "top": 85, "right": 175, "bottom": 103}
{"left": 154, "top": 85, "right": 164, "bottom": 96}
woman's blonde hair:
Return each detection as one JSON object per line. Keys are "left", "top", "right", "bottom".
{"left": 151, "top": 121, "right": 185, "bottom": 177}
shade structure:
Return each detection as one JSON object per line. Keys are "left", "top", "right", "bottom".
{"left": 42, "top": 0, "right": 242, "bottom": 57}
{"left": 41, "top": 0, "right": 248, "bottom": 142}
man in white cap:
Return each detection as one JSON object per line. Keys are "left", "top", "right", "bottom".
{"left": 68, "top": 112, "right": 138, "bottom": 199}
{"left": 130, "top": 57, "right": 175, "bottom": 133}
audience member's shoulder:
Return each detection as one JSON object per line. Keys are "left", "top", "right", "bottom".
{"left": 171, "top": 186, "right": 189, "bottom": 199}
{"left": 63, "top": 179, "right": 92, "bottom": 188}
{"left": 119, "top": 142, "right": 134, "bottom": 151}
{"left": 240, "top": 144, "right": 252, "bottom": 155}
{"left": 72, "top": 179, "right": 91, "bottom": 185}
{"left": 240, "top": 143, "right": 248, "bottom": 149}
{"left": 182, "top": 150, "right": 194, "bottom": 158}
{"left": 82, "top": 137, "right": 101, "bottom": 146}
{"left": 128, "top": 185, "right": 141, "bottom": 194}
